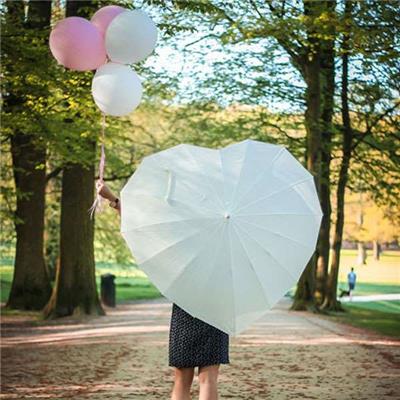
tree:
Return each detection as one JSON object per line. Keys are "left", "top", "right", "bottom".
{"left": 322, "top": 0, "right": 400, "bottom": 309}
{"left": 150, "top": 0, "right": 400, "bottom": 310}
{"left": 43, "top": 0, "right": 104, "bottom": 318}
{"left": 149, "top": 0, "right": 337, "bottom": 310}
{"left": 321, "top": 0, "right": 352, "bottom": 311}
{"left": 314, "top": 0, "right": 335, "bottom": 305}
{"left": 264, "top": 1, "right": 336, "bottom": 311}
{"left": 3, "top": 0, "right": 52, "bottom": 310}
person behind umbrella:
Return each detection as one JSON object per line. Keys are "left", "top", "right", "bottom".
{"left": 98, "top": 182, "right": 229, "bottom": 400}
{"left": 347, "top": 267, "right": 357, "bottom": 301}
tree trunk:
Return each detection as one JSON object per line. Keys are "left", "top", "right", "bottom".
{"left": 45, "top": 164, "right": 62, "bottom": 281}
{"left": 291, "top": 53, "right": 322, "bottom": 311}
{"left": 322, "top": 0, "right": 352, "bottom": 311}
{"left": 43, "top": 0, "right": 104, "bottom": 318}
{"left": 314, "top": 0, "right": 336, "bottom": 305}
{"left": 8, "top": 132, "right": 52, "bottom": 310}
{"left": 291, "top": 254, "right": 318, "bottom": 311}
{"left": 373, "top": 241, "right": 380, "bottom": 261}
{"left": 43, "top": 158, "right": 104, "bottom": 318}
{"left": 291, "top": 1, "right": 324, "bottom": 311}
{"left": 357, "top": 242, "right": 367, "bottom": 265}
{"left": 6, "top": 0, "right": 52, "bottom": 310}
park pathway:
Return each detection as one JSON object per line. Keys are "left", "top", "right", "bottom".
{"left": 1, "top": 297, "right": 399, "bottom": 399}
{"left": 339, "top": 293, "right": 400, "bottom": 302}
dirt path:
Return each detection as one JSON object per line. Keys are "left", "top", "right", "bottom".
{"left": 1, "top": 297, "right": 399, "bottom": 399}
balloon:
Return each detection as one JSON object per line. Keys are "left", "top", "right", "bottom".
{"left": 105, "top": 10, "right": 158, "bottom": 64}
{"left": 91, "top": 5, "right": 126, "bottom": 37}
{"left": 49, "top": 17, "right": 106, "bottom": 71}
{"left": 91, "top": 62, "right": 143, "bottom": 116}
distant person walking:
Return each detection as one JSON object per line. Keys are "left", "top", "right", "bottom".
{"left": 347, "top": 268, "right": 357, "bottom": 301}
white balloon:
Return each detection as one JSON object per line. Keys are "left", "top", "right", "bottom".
{"left": 105, "top": 9, "right": 158, "bottom": 64}
{"left": 91, "top": 62, "right": 143, "bottom": 116}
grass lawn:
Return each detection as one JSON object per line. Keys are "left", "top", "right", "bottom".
{"left": 95, "top": 262, "right": 162, "bottom": 302}
{"left": 287, "top": 281, "right": 400, "bottom": 299}
{"left": 0, "top": 262, "right": 161, "bottom": 304}
{"left": 337, "top": 282, "right": 400, "bottom": 296}
{"left": 328, "top": 302, "right": 400, "bottom": 339}
{"left": 331, "top": 250, "right": 400, "bottom": 337}
{"left": 339, "top": 249, "right": 400, "bottom": 284}
{"left": 99, "top": 276, "right": 161, "bottom": 302}
{"left": 341, "top": 300, "right": 400, "bottom": 313}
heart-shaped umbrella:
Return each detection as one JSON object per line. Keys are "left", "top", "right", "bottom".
{"left": 120, "top": 139, "right": 323, "bottom": 336}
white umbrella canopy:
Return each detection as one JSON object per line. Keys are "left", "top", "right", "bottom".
{"left": 120, "top": 139, "right": 323, "bottom": 336}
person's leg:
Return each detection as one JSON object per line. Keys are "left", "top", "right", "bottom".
{"left": 198, "top": 364, "right": 220, "bottom": 400}
{"left": 171, "top": 367, "right": 195, "bottom": 400}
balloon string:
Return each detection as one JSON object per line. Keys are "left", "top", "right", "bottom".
{"left": 88, "top": 112, "right": 107, "bottom": 219}
{"left": 99, "top": 112, "right": 106, "bottom": 181}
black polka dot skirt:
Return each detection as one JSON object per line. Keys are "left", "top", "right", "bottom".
{"left": 168, "top": 303, "right": 230, "bottom": 368}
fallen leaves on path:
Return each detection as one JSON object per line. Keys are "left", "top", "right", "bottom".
{"left": 1, "top": 297, "right": 399, "bottom": 399}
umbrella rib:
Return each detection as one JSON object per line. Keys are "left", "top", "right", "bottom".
{"left": 231, "top": 223, "right": 273, "bottom": 310}
{"left": 122, "top": 216, "right": 218, "bottom": 234}
{"left": 176, "top": 174, "right": 224, "bottom": 214}
{"left": 292, "top": 180, "right": 323, "bottom": 216}
{"left": 231, "top": 146, "right": 286, "bottom": 212}
{"left": 237, "top": 219, "right": 314, "bottom": 250}
{"left": 191, "top": 222, "right": 235, "bottom": 333}
{"left": 123, "top": 192, "right": 220, "bottom": 218}
{"left": 145, "top": 161, "right": 223, "bottom": 214}
{"left": 233, "top": 176, "right": 314, "bottom": 216}
{"left": 223, "top": 140, "right": 251, "bottom": 210}
{"left": 183, "top": 145, "right": 226, "bottom": 211}
{"left": 236, "top": 212, "right": 319, "bottom": 217}
{"left": 138, "top": 219, "right": 221, "bottom": 266}
{"left": 233, "top": 221, "right": 299, "bottom": 282}
{"left": 162, "top": 220, "right": 226, "bottom": 296}
{"left": 166, "top": 195, "right": 220, "bottom": 216}
{"left": 226, "top": 225, "right": 237, "bottom": 334}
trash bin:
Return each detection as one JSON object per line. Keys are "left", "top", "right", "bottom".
{"left": 101, "top": 273, "right": 116, "bottom": 307}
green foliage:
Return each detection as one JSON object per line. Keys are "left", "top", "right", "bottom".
{"left": 1, "top": 0, "right": 399, "bottom": 266}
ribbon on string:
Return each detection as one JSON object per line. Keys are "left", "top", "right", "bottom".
{"left": 88, "top": 112, "right": 107, "bottom": 219}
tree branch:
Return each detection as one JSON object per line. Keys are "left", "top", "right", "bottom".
{"left": 351, "top": 100, "right": 400, "bottom": 151}
{"left": 46, "top": 166, "right": 62, "bottom": 182}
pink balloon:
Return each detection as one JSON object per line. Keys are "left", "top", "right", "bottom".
{"left": 49, "top": 17, "right": 107, "bottom": 71}
{"left": 91, "top": 5, "right": 125, "bottom": 37}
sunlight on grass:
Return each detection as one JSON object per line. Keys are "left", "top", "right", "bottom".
{"left": 331, "top": 304, "right": 400, "bottom": 339}
{"left": 339, "top": 250, "right": 400, "bottom": 285}
{"left": 0, "top": 263, "right": 162, "bottom": 303}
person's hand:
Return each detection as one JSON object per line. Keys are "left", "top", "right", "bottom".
{"left": 96, "top": 181, "right": 117, "bottom": 202}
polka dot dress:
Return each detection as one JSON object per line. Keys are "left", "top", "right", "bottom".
{"left": 168, "top": 303, "right": 230, "bottom": 368}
